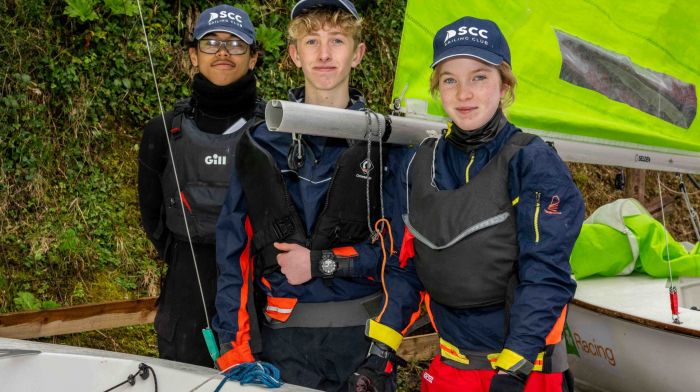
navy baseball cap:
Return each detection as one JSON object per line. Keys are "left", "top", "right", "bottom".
{"left": 432, "top": 16, "right": 510, "bottom": 68}
{"left": 290, "top": 0, "right": 359, "bottom": 20}
{"left": 194, "top": 5, "right": 255, "bottom": 44}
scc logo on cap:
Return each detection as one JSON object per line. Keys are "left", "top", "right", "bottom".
{"left": 208, "top": 10, "right": 244, "bottom": 23}
{"left": 444, "top": 26, "right": 489, "bottom": 43}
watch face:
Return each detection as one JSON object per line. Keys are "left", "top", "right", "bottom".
{"left": 320, "top": 258, "right": 337, "bottom": 275}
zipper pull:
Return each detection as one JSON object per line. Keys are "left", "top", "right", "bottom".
{"left": 465, "top": 151, "right": 476, "bottom": 184}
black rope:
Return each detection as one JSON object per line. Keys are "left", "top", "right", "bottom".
{"left": 104, "top": 363, "right": 158, "bottom": 392}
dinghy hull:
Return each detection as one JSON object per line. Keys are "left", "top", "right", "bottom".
{"left": 0, "top": 337, "right": 312, "bottom": 392}
{"left": 566, "top": 276, "right": 700, "bottom": 392}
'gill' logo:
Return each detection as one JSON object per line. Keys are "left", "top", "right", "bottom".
{"left": 444, "top": 26, "right": 489, "bottom": 43}
{"left": 205, "top": 154, "right": 227, "bottom": 165}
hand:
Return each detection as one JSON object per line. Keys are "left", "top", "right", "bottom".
{"left": 348, "top": 342, "right": 400, "bottom": 392}
{"left": 489, "top": 372, "right": 526, "bottom": 392}
{"left": 348, "top": 354, "right": 394, "bottom": 392}
{"left": 274, "top": 242, "right": 312, "bottom": 285}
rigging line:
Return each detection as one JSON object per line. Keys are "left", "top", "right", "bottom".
{"left": 659, "top": 181, "right": 700, "bottom": 196}
{"left": 657, "top": 173, "right": 681, "bottom": 324}
{"left": 364, "top": 110, "right": 379, "bottom": 235}
{"left": 136, "top": 0, "right": 211, "bottom": 329}
{"left": 365, "top": 110, "right": 386, "bottom": 233}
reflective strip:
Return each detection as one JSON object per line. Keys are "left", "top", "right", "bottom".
{"left": 512, "top": 196, "right": 519, "bottom": 206}
{"left": 494, "top": 348, "right": 529, "bottom": 372}
{"left": 366, "top": 319, "right": 403, "bottom": 351}
{"left": 265, "top": 296, "right": 297, "bottom": 323}
{"left": 266, "top": 305, "right": 293, "bottom": 314}
{"left": 534, "top": 352, "right": 545, "bottom": 371}
{"left": 404, "top": 212, "right": 510, "bottom": 250}
{"left": 438, "top": 338, "right": 566, "bottom": 373}
{"left": 439, "top": 338, "right": 469, "bottom": 365}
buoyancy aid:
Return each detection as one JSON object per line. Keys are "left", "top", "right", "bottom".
{"left": 404, "top": 132, "right": 535, "bottom": 309}
{"left": 236, "top": 130, "right": 385, "bottom": 277}
{"left": 161, "top": 99, "right": 264, "bottom": 243}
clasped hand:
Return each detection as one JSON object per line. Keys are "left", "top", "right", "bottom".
{"left": 274, "top": 242, "right": 312, "bottom": 285}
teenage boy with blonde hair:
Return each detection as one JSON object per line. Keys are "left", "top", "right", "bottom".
{"left": 213, "top": 1, "right": 399, "bottom": 390}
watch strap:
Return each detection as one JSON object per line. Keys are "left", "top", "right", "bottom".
{"left": 310, "top": 249, "right": 354, "bottom": 278}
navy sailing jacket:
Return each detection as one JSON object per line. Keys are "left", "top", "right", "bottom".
{"left": 212, "top": 88, "right": 408, "bottom": 367}
{"left": 371, "top": 122, "right": 585, "bottom": 365}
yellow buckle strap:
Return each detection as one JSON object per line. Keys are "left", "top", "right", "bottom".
{"left": 366, "top": 319, "right": 403, "bottom": 351}
{"left": 494, "top": 348, "right": 535, "bottom": 376}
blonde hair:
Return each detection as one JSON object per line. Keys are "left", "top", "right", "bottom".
{"left": 429, "top": 60, "right": 517, "bottom": 108}
{"left": 287, "top": 9, "right": 363, "bottom": 47}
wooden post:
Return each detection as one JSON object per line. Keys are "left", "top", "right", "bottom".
{"left": 0, "top": 297, "right": 157, "bottom": 339}
{"left": 397, "top": 333, "right": 439, "bottom": 361}
{"left": 625, "top": 169, "right": 646, "bottom": 203}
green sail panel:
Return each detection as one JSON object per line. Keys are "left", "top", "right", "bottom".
{"left": 393, "top": 0, "right": 700, "bottom": 153}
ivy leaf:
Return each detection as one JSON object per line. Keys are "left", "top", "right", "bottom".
{"left": 256, "top": 25, "right": 284, "bottom": 55}
{"left": 14, "top": 291, "right": 42, "bottom": 311}
{"left": 103, "top": 0, "right": 138, "bottom": 17}
{"left": 63, "top": 0, "right": 99, "bottom": 22}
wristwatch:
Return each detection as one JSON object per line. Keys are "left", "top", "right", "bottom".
{"left": 318, "top": 250, "right": 338, "bottom": 277}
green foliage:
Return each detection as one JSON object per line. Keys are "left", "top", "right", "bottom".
{"left": 2, "top": 0, "right": 407, "bottom": 315}
{"left": 13, "top": 292, "right": 60, "bottom": 311}
{"left": 103, "top": 0, "right": 138, "bottom": 16}
{"left": 257, "top": 24, "right": 285, "bottom": 55}
{"left": 64, "top": 0, "right": 99, "bottom": 22}
{"left": 13, "top": 292, "right": 41, "bottom": 311}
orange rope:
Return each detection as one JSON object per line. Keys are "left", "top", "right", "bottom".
{"left": 374, "top": 218, "right": 393, "bottom": 322}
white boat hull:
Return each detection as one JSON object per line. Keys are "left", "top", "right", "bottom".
{"left": 566, "top": 276, "right": 700, "bottom": 392}
{"left": 0, "top": 337, "right": 313, "bottom": 392}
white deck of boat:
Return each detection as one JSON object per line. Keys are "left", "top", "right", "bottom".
{"left": 573, "top": 274, "right": 700, "bottom": 331}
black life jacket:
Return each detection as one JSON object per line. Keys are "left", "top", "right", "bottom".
{"left": 404, "top": 132, "right": 535, "bottom": 309}
{"left": 161, "top": 99, "right": 265, "bottom": 243}
{"left": 236, "top": 130, "right": 385, "bottom": 277}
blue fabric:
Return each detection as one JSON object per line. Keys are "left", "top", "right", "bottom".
{"left": 215, "top": 361, "right": 283, "bottom": 390}
{"left": 212, "top": 88, "right": 407, "bottom": 349}
{"left": 379, "top": 123, "right": 584, "bottom": 362}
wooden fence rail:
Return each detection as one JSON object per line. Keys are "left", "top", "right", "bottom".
{"left": 0, "top": 297, "right": 438, "bottom": 360}
{"left": 0, "top": 297, "right": 157, "bottom": 339}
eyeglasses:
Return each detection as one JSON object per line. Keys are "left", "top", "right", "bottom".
{"left": 198, "top": 39, "right": 249, "bottom": 55}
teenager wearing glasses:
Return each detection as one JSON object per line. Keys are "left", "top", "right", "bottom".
{"left": 137, "top": 4, "right": 263, "bottom": 367}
